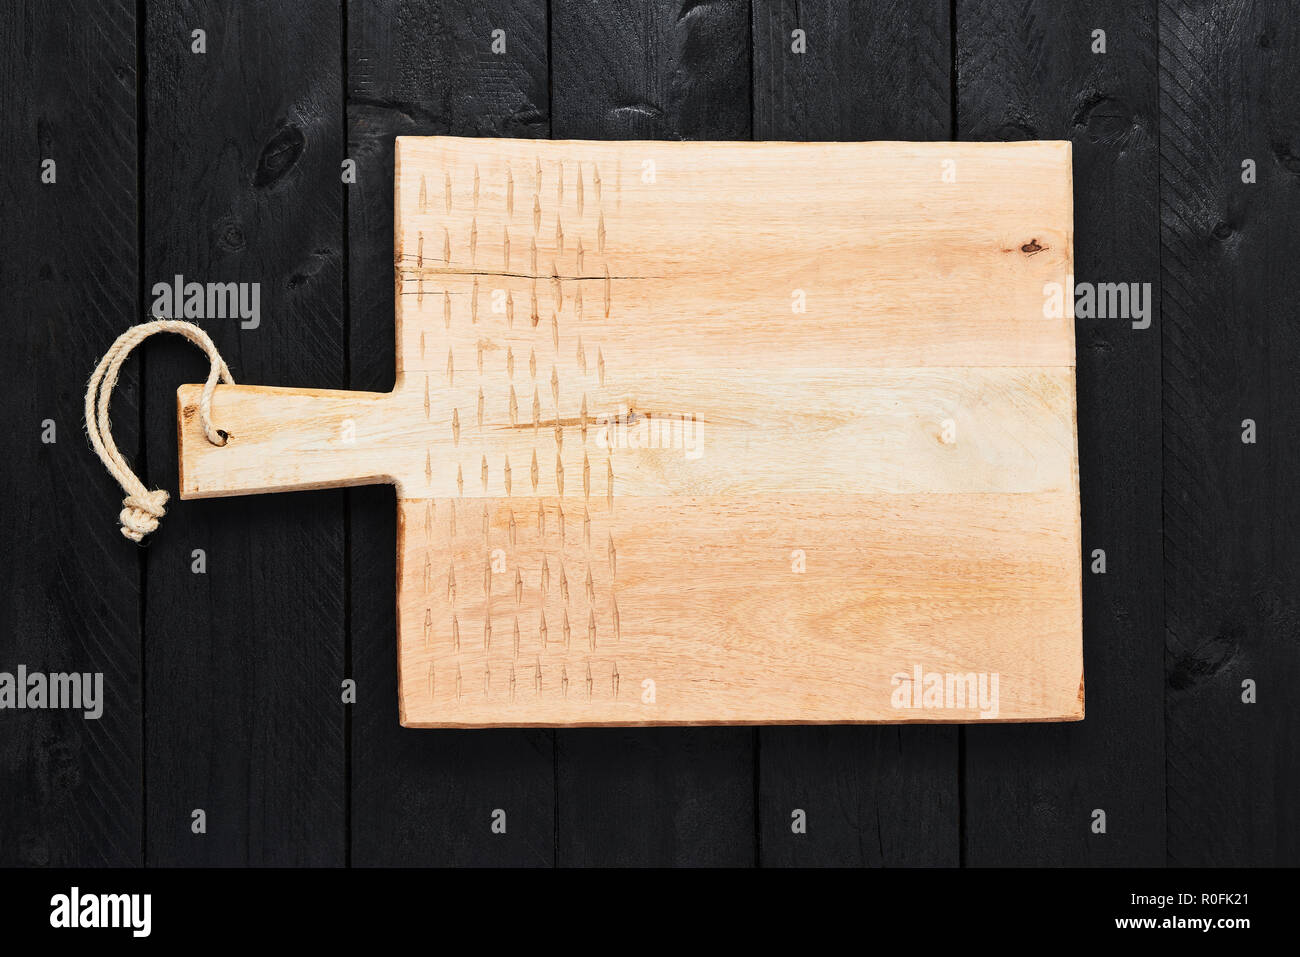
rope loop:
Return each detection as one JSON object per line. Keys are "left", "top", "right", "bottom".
{"left": 85, "top": 320, "right": 233, "bottom": 543}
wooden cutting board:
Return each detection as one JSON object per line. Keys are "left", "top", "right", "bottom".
{"left": 177, "top": 136, "right": 1081, "bottom": 727}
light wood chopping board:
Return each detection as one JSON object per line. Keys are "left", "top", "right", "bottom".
{"left": 177, "top": 136, "right": 1081, "bottom": 727}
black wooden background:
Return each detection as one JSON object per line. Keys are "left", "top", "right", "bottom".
{"left": 1, "top": 0, "right": 1296, "bottom": 867}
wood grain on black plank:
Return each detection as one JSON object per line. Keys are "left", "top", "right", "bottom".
{"left": 552, "top": 0, "right": 751, "bottom": 140}
{"left": 0, "top": 0, "right": 142, "bottom": 867}
{"left": 142, "top": 1, "right": 346, "bottom": 865}
{"left": 348, "top": 0, "right": 555, "bottom": 866}
{"left": 957, "top": 0, "right": 1165, "bottom": 865}
{"left": 1159, "top": 0, "right": 1300, "bottom": 865}
{"left": 751, "top": 0, "right": 958, "bottom": 867}
{"left": 753, "top": 0, "right": 951, "bottom": 140}
{"left": 551, "top": 0, "right": 756, "bottom": 867}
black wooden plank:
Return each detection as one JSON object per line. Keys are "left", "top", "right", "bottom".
{"left": 955, "top": 1, "right": 1166, "bottom": 865}
{"left": 0, "top": 0, "right": 142, "bottom": 867}
{"left": 347, "top": 0, "right": 555, "bottom": 866}
{"left": 1158, "top": 0, "right": 1300, "bottom": 866}
{"left": 550, "top": 0, "right": 756, "bottom": 867}
{"left": 142, "top": 1, "right": 346, "bottom": 865}
{"left": 751, "top": 0, "right": 959, "bottom": 866}
{"left": 754, "top": 0, "right": 951, "bottom": 141}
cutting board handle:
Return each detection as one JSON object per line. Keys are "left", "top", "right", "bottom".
{"left": 177, "top": 383, "right": 397, "bottom": 499}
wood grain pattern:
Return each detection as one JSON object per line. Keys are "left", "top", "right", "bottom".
{"left": 392, "top": 491, "right": 1081, "bottom": 726}
{"left": 178, "top": 135, "right": 1081, "bottom": 727}
{"left": 958, "top": 0, "right": 1166, "bottom": 866}
{"left": 180, "top": 367, "right": 1076, "bottom": 498}
{"left": 346, "top": 0, "right": 555, "bottom": 868}
{"left": 1159, "top": 0, "right": 1300, "bottom": 865}
{"left": 549, "top": 0, "right": 757, "bottom": 869}
{"left": 751, "top": 0, "right": 960, "bottom": 869}
{"left": 0, "top": 0, "right": 142, "bottom": 866}
{"left": 143, "top": 0, "right": 346, "bottom": 865}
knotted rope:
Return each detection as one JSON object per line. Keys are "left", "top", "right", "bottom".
{"left": 85, "top": 320, "right": 233, "bottom": 543}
